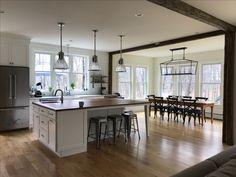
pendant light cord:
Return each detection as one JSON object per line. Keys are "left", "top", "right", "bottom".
{"left": 60, "top": 24, "right": 62, "bottom": 52}
{"left": 119, "top": 35, "right": 123, "bottom": 58}
{"left": 93, "top": 30, "right": 97, "bottom": 56}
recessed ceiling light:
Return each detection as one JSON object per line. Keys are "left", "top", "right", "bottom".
{"left": 134, "top": 13, "right": 144, "bottom": 17}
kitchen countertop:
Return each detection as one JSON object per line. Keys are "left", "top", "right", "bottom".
{"left": 30, "top": 95, "right": 104, "bottom": 100}
{"left": 33, "top": 98, "right": 150, "bottom": 111}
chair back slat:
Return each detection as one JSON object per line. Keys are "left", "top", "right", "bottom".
{"left": 182, "top": 98, "right": 197, "bottom": 111}
{"left": 195, "top": 97, "right": 208, "bottom": 101}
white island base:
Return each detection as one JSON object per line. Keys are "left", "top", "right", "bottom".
{"left": 33, "top": 99, "right": 149, "bottom": 157}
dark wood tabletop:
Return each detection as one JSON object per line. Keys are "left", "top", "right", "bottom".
{"left": 33, "top": 98, "right": 150, "bottom": 111}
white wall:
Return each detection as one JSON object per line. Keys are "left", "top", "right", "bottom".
{"left": 29, "top": 42, "right": 108, "bottom": 94}
{"left": 112, "top": 53, "right": 155, "bottom": 97}
{"left": 154, "top": 49, "right": 224, "bottom": 116}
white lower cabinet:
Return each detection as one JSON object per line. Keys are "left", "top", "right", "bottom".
{"left": 48, "top": 118, "right": 56, "bottom": 151}
{"left": 33, "top": 105, "right": 56, "bottom": 152}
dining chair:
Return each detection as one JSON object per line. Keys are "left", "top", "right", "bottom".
{"left": 166, "top": 97, "right": 179, "bottom": 122}
{"left": 147, "top": 95, "right": 156, "bottom": 117}
{"left": 195, "top": 97, "right": 208, "bottom": 122}
{"left": 154, "top": 96, "right": 165, "bottom": 119}
{"left": 182, "top": 98, "right": 201, "bottom": 126}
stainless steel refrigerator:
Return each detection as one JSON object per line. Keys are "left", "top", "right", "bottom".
{"left": 0, "top": 66, "right": 29, "bottom": 131}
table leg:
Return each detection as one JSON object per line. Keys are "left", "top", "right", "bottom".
{"left": 211, "top": 106, "right": 214, "bottom": 124}
{"left": 144, "top": 105, "right": 149, "bottom": 137}
{"left": 201, "top": 107, "right": 205, "bottom": 126}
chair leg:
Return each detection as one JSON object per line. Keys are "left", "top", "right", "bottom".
{"left": 113, "top": 119, "right": 116, "bottom": 144}
{"left": 135, "top": 117, "right": 141, "bottom": 140}
{"left": 95, "top": 122, "right": 99, "bottom": 149}
{"left": 87, "top": 119, "right": 92, "bottom": 142}
{"left": 118, "top": 119, "right": 123, "bottom": 137}
{"left": 104, "top": 123, "right": 108, "bottom": 142}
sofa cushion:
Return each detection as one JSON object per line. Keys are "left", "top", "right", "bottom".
{"left": 205, "top": 159, "right": 236, "bottom": 177}
{"left": 208, "top": 145, "right": 236, "bottom": 168}
{"left": 171, "top": 160, "right": 217, "bottom": 177}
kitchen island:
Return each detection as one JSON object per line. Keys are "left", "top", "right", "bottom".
{"left": 32, "top": 98, "right": 150, "bottom": 157}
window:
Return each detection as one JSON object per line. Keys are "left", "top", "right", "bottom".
{"left": 179, "top": 65, "right": 195, "bottom": 97}
{"left": 55, "top": 56, "right": 69, "bottom": 90}
{"left": 161, "top": 67, "right": 174, "bottom": 97}
{"left": 34, "top": 52, "right": 89, "bottom": 91}
{"left": 72, "top": 56, "right": 89, "bottom": 90}
{"left": 118, "top": 66, "right": 132, "bottom": 99}
{"left": 201, "top": 64, "right": 222, "bottom": 104}
{"left": 136, "top": 67, "right": 147, "bottom": 99}
{"left": 35, "top": 53, "right": 51, "bottom": 90}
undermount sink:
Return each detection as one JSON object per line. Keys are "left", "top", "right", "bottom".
{"left": 39, "top": 97, "right": 60, "bottom": 103}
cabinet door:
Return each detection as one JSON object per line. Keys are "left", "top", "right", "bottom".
{"left": 11, "top": 44, "right": 28, "bottom": 66}
{"left": 48, "top": 119, "right": 56, "bottom": 151}
{"left": 33, "top": 112, "right": 40, "bottom": 138}
{"left": 0, "top": 41, "right": 10, "bottom": 65}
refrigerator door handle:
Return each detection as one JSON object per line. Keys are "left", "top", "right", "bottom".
{"left": 9, "top": 75, "right": 12, "bottom": 99}
{"left": 13, "top": 75, "right": 17, "bottom": 99}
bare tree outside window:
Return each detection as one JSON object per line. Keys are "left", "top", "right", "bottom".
{"left": 136, "top": 67, "right": 147, "bottom": 99}
{"left": 118, "top": 66, "right": 132, "bottom": 99}
{"left": 202, "top": 64, "right": 221, "bottom": 104}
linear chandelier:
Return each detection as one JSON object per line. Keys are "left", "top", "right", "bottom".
{"left": 160, "top": 47, "right": 198, "bottom": 76}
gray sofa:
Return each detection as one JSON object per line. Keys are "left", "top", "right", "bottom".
{"left": 171, "top": 145, "right": 236, "bottom": 177}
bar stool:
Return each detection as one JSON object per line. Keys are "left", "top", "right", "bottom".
{"left": 118, "top": 111, "right": 140, "bottom": 142}
{"left": 87, "top": 116, "right": 107, "bottom": 149}
{"left": 124, "top": 111, "right": 140, "bottom": 139}
{"left": 106, "top": 114, "right": 123, "bottom": 144}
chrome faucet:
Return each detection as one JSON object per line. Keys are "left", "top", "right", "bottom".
{"left": 54, "top": 89, "right": 64, "bottom": 103}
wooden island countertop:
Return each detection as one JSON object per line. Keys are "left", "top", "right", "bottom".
{"left": 33, "top": 98, "right": 150, "bottom": 111}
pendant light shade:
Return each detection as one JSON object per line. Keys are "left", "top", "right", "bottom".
{"left": 53, "top": 22, "right": 69, "bottom": 70}
{"left": 116, "top": 35, "right": 126, "bottom": 72}
{"left": 89, "top": 30, "right": 101, "bottom": 71}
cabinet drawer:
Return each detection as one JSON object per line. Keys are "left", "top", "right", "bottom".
{"left": 33, "top": 105, "right": 40, "bottom": 113}
{"left": 39, "top": 128, "right": 48, "bottom": 144}
{"left": 48, "top": 110, "right": 56, "bottom": 119}
{"left": 40, "top": 116, "right": 48, "bottom": 130}
{"left": 39, "top": 107, "right": 48, "bottom": 116}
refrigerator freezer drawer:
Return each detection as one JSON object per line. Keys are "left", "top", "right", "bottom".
{"left": 0, "top": 107, "right": 29, "bottom": 131}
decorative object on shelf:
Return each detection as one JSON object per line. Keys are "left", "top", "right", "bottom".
{"left": 89, "top": 30, "right": 101, "bottom": 71}
{"left": 90, "top": 74, "right": 107, "bottom": 94}
{"left": 70, "top": 83, "right": 75, "bottom": 90}
{"left": 53, "top": 22, "right": 69, "bottom": 70}
{"left": 115, "top": 35, "right": 126, "bottom": 72}
{"left": 160, "top": 47, "right": 198, "bottom": 75}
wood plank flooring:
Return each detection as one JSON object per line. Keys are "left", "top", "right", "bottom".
{"left": 0, "top": 112, "right": 227, "bottom": 177}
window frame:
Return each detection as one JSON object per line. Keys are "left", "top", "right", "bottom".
{"left": 201, "top": 63, "right": 222, "bottom": 104}
{"left": 117, "top": 65, "right": 132, "bottom": 99}
{"left": 135, "top": 66, "right": 148, "bottom": 99}
{"left": 34, "top": 52, "right": 89, "bottom": 91}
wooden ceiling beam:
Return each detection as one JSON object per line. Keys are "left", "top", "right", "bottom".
{"left": 109, "top": 30, "right": 224, "bottom": 55}
{"left": 147, "top": 0, "right": 236, "bottom": 32}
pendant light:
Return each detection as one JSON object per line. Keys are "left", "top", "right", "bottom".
{"left": 115, "top": 35, "right": 126, "bottom": 72}
{"left": 89, "top": 30, "right": 101, "bottom": 71}
{"left": 53, "top": 22, "right": 69, "bottom": 70}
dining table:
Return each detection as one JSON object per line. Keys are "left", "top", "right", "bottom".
{"left": 148, "top": 98, "right": 215, "bottom": 126}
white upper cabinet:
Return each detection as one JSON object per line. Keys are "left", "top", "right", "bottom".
{"left": 0, "top": 33, "right": 30, "bottom": 66}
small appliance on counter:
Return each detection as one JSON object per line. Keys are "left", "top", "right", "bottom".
{"left": 34, "top": 82, "right": 42, "bottom": 97}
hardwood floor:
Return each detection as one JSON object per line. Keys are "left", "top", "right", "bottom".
{"left": 0, "top": 112, "right": 227, "bottom": 177}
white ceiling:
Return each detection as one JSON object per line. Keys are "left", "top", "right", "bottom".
{"left": 128, "top": 35, "right": 224, "bottom": 57}
{"left": 0, "top": 0, "right": 217, "bottom": 52}
{"left": 183, "top": 0, "right": 236, "bottom": 26}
